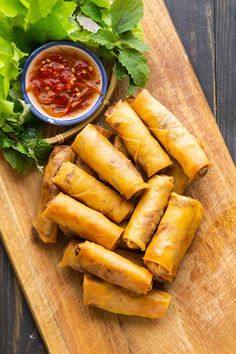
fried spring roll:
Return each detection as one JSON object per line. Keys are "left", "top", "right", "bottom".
{"left": 113, "top": 135, "right": 147, "bottom": 180}
{"left": 53, "top": 162, "right": 134, "bottom": 223}
{"left": 59, "top": 226, "right": 75, "bottom": 238}
{"left": 94, "top": 125, "right": 113, "bottom": 140}
{"left": 132, "top": 89, "right": 210, "bottom": 179}
{"left": 144, "top": 193, "right": 203, "bottom": 282}
{"left": 71, "top": 124, "right": 148, "bottom": 199}
{"left": 75, "top": 155, "right": 96, "bottom": 177}
{"left": 32, "top": 146, "right": 75, "bottom": 243}
{"left": 106, "top": 101, "right": 172, "bottom": 176}
{"left": 123, "top": 175, "right": 174, "bottom": 251}
{"left": 116, "top": 221, "right": 131, "bottom": 250}
{"left": 75, "top": 123, "right": 113, "bottom": 177}
{"left": 76, "top": 123, "right": 114, "bottom": 177}
{"left": 59, "top": 240, "right": 143, "bottom": 271}
{"left": 42, "top": 193, "right": 123, "bottom": 250}
{"left": 76, "top": 241, "right": 153, "bottom": 294}
{"left": 113, "top": 135, "right": 129, "bottom": 157}
{"left": 83, "top": 275, "right": 171, "bottom": 319}
{"left": 166, "top": 160, "right": 189, "bottom": 194}
{"left": 115, "top": 249, "right": 144, "bottom": 266}
{"left": 59, "top": 240, "right": 83, "bottom": 272}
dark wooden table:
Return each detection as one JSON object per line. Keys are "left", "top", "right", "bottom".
{"left": 0, "top": 1, "right": 235, "bottom": 353}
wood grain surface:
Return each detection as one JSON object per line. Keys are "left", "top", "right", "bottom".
{"left": 166, "top": 0, "right": 236, "bottom": 161}
{"left": 0, "top": 1, "right": 236, "bottom": 353}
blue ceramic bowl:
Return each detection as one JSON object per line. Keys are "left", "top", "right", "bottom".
{"left": 21, "top": 41, "right": 107, "bottom": 126}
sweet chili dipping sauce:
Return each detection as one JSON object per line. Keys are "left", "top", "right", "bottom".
{"left": 27, "top": 50, "right": 101, "bottom": 118}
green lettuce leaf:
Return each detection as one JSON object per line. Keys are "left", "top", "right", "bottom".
{"left": 0, "top": 0, "right": 149, "bottom": 174}
{"left": 0, "top": 38, "right": 27, "bottom": 85}
{"left": 30, "top": 1, "right": 77, "bottom": 42}
{"left": 0, "top": 0, "right": 28, "bottom": 17}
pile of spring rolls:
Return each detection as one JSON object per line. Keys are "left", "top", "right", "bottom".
{"left": 33, "top": 89, "right": 209, "bottom": 319}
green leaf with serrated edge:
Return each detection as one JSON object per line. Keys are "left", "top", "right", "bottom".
{"left": 113, "top": 62, "right": 128, "bottom": 81}
{"left": 80, "top": 2, "right": 104, "bottom": 25}
{"left": 34, "top": 138, "right": 52, "bottom": 164}
{"left": 127, "top": 85, "right": 137, "bottom": 96}
{"left": 92, "top": 28, "right": 118, "bottom": 49}
{"left": 0, "top": 100, "right": 17, "bottom": 126}
{"left": 119, "top": 31, "right": 149, "bottom": 52}
{"left": 101, "top": 8, "right": 111, "bottom": 26}
{"left": 95, "top": 45, "right": 114, "bottom": 60}
{"left": 93, "top": 0, "right": 110, "bottom": 9}
{"left": 3, "top": 148, "right": 32, "bottom": 174}
{"left": 76, "top": 13, "right": 100, "bottom": 33}
{"left": 110, "top": 0, "right": 143, "bottom": 34}
{"left": 0, "top": 132, "right": 15, "bottom": 148}
{"left": 0, "top": 0, "right": 149, "bottom": 174}
{"left": 132, "top": 23, "right": 144, "bottom": 40}
{"left": 118, "top": 47, "right": 149, "bottom": 87}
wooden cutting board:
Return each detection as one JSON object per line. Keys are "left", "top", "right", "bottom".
{"left": 1, "top": 1, "right": 236, "bottom": 353}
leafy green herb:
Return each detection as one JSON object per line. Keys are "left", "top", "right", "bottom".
{"left": 80, "top": 0, "right": 150, "bottom": 92}
{"left": 118, "top": 31, "right": 149, "bottom": 52}
{"left": 118, "top": 48, "right": 148, "bottom": 87}
{"left": 93, "top": 28, "right": 119, "bottom": 49}
{"left": 0, "top": 0, "right": 149, "bottom": 174}
{"left": 110, "top": 0, "right": 143, "bottom": 34}
{"left": 0, "top": 96, "right": 51, "bottom": 174}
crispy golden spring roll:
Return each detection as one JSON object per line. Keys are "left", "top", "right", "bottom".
{"left": 71, "top": 124, "right": 148, "bottom": 199}
{"left": 83, "top": 275, "right": 171, "bottom": 319}
{"left": 75, "top": 125, "right": 112, "bottom": 176}
{"left": 59, "top": 240, "right": 83, "bottom": 272}
{"left": 53, "top": 162, "right": 134, "bottom": 223}
{"left": 123, "top": 175, "right": 174, "bottom": 251}
{"left": 113, "top": 135, "right": 129, "bottom": 157}
{"left": 113, "top": 135, "right": 147, "bottom": 180}
{"left": 59, "top": 225, "right": 76, "bottom": 238}
{"left": 75, "top": 155, "right": 96, "bottom": 177}
{"left": 32, "top": 146, "right": 75, "bottom": 243}
{"left": 117, "top": 221, "right": 131, "bottom": 250}
{"left": 132, "top": 89, "right": 210, "bottom": 179}
{"left": 42, "top": 193, "right": 123, "bottom": 250}
{"left": 105, "top": 101, "right": 172, "bottom": 176}
{"left": 115, "top": 249, "right": 144, "bottom": 266}
{"left": 77, "top": 241, "right": 153, "bottom": 294}
{"left": 166, "top": 160, "right": 189, "bottom": 194}
{"left": 59, "top": 240, "right": 143, "bottom": 271}
{"left": 144, "top": 193, "right": 203, "bottom": 282}
{"left": 94, "top": 125, "right": 113, "bottom": 140}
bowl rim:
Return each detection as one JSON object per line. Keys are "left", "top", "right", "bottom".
{"left": 21, "top": 41, "right": 108, "bottom": 126}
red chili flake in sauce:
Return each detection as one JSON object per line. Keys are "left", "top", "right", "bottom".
{"left": 27, "top": 52, "right": 101, "bottom": 118}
